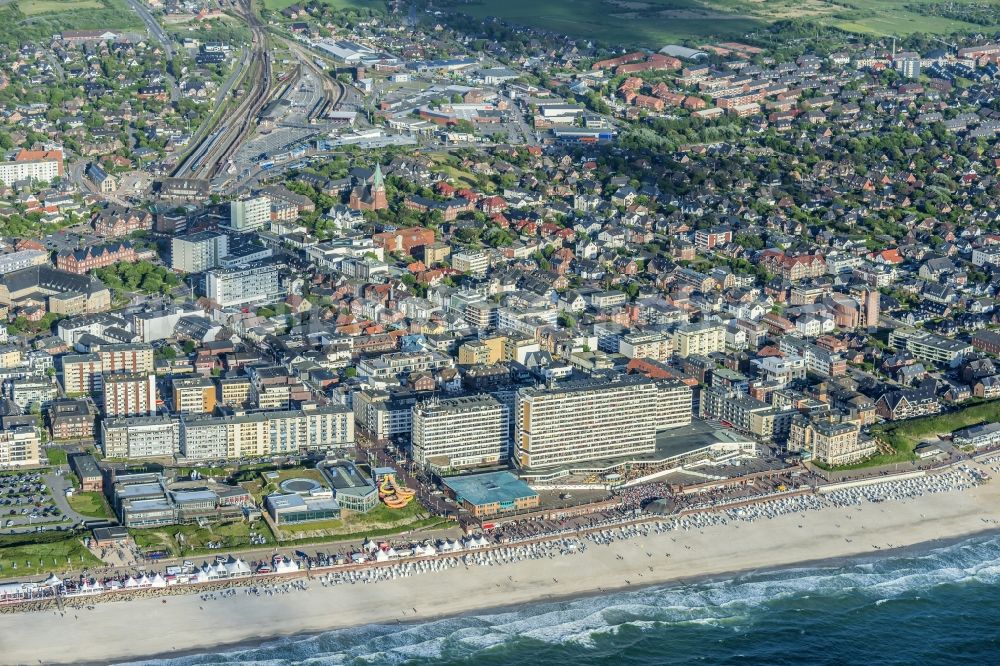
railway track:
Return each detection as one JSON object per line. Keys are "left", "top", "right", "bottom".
{"left": 172, "top": 0, "right": 272, "bottom": 181}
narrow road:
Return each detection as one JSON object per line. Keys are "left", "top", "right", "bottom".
{"left": 125, "top": 0, "right": 180, "bottom": 103}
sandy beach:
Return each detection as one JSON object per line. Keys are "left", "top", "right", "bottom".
{"left": 2, "top": 466, "right": 999, "bottom": 665}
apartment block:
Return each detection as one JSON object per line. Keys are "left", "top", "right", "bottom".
{"left": 412, "top": 395, "right": 509, "bottom": 469}
{"left": 101, "top": 416, "right": 179, "bottom": 459}
{"left": 0, "top": 426, "right": 41, "bottom": 467}
{"left": 179, "top": 405, "right": 354, "bottom": 461}
{"left": 171, "top": 231, "right": 229, "bottom": 273}
{"left": 102, "top": 372, "right": 157, "bottom": 418}
{"left": 514, "top": 377, "right": 691, "bottom": 470}
{"left": 619, "top": 331, "right": 673, "bottom": 362}
{"left": 172, "top": 376, "right": 217, "bottom": 414}
{"left": 674, "top": 322, "right": 726, "bottom": 358}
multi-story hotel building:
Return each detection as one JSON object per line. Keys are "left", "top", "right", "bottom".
{"left": 514, "top": 377, "right": 692, "bottom": 470}
{"left": 412, "top": 395, "right": 509, "bottom": 469}
{"left": 787, "top": 416, "right": 873, "bottom": 466}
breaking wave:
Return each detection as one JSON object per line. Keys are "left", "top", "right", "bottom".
{"left": 125, "top": 533, "right": 1000, "bottom": 665}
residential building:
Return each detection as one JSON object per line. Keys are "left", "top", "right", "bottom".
{"left": 889, "top": 328, "right": 973, "bottom": 366}
{"left": 172, "top": 376, "right": 217, "bottom": 414}
{"left": 204, "top": 261, "right": 283, "bottom": 307}
{"left": 452, "top": 250, "right": 490, "bottom": 276}
{"left": 514, "top": 377, "right": 691, "bottom": 470}
{"left": 102, "top": 372, "right": 157, "bottom": 417}
{"left": 674, "top": 322, "right": 726, "bottom": 358}
{"left": 411, "top": 395, "right": 509, "bottom": 469}
{"left": 171, "top": 231, "right": 229, "bottom": 273}
{"left": 46, "top": 398, "right": 98, "bottom": 440}
{"left": 0, "top": 426, "right": 41, "bottom": 468}
{"left": 229, "top": 196, "right": 270, "bottom": 231}
{"left": 101, "top": 416, "right": 180, "bottom": 459}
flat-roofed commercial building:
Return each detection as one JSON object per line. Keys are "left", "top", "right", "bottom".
{"left": 319, "top": 460, "right": 379, "bottom": 512}
{"left": 442, "top": 471, "right": 539, "bottom": 517}
{"left": 412, "top": 395, "right": 509, "bottom": 469}
{"left": 514, "top": 377, "right": 692, "bottom": 470}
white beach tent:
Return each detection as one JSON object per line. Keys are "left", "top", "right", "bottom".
{"left": 226, "top": 559, "right": 252, "bottom": 577}
{"left": 151, "top": 574, "right": 167, "bottom": 588}
{"left": 196, "top": 569, "right": 211, "bottom": 583}
{"left": 274, "top": 558, "right": 299, "bottom": 574}
{"left": 362, "top": 539, "right": 378, "bottom": 553}
{"left": 138, "top": 574, "right": 152, "bottom": 587}
{"left": 374, "top": 549, "right": 389, "bottom": 562}
{"left": 43, "top": 574, "right": 61, "bottom": 587}
{"left": 385, "top": 547, "right": 399, "bottom": 559}
{"left": 124, "top": 577, "right": 140, "bottom": 589}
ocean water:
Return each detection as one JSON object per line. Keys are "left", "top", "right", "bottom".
{"left": 127, "top": 534, "right": 1000, "bottom": 666}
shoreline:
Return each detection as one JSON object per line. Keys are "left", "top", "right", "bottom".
{"left": 124, "top": 525, "right": 1000, "bottom": 666}
{"left": 3, "top": 465, "right": 998, "bottom": 665}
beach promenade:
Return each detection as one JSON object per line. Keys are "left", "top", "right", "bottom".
{"left": 1, "top": 463, "right": 999, "bottom": 665}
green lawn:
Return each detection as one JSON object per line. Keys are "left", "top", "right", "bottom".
{"left": 45, "top": 448, "right": 68, "bottom": 466}
{"left": 875, "top": 399, "right": 1000, "bottom": 450}
{"left": 130, "top": 520, "right": 274, "bottom": 558}
{"left": 66, "top": 491, "right": 111, "bottom": 519}
{"left": 0, "top": 531, "right": 100, "bottom": 578}
{"left": 262, "top": 0, "right": 382, "bottom": 11}
{"left": 276, "top": 498, "right": 431, "bottom": 537}
{"left": 425, "top": 0, "right": 997, "bottom": 48}
{"left": 19, "top": 0, "right": 105, "bottom": 16}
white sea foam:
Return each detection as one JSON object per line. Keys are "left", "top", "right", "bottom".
{"left": 126, "top": 535, "right": 1000, "bottom": 666}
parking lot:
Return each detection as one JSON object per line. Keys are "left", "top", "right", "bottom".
{"left": 0, "top": 472, "right": 68, "bottom": 534}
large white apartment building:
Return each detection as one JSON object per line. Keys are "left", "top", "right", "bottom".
{"left": 411, "top": 395, "right": 509, "bottom": 469}
{"left": 514, "top": 377, "right": 692, "bottom": 470}
{"left": 229, "top": 196, "right": 270, "bottom": 231}
{"left": 179, "top": 405, "right": 354, "bottom": 461}
{"left": 102, "top": 416, "right": 180, "bottom": 459}
{"left": 171, "top": 231, "right": 229, "bottom": 273}
{"left": 204, "top": 261, "right": 283, "bottom": 307}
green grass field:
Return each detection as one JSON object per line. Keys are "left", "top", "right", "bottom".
{"left": 66, "top": 491, "right": 111, "bottom": 519}
{"left": 0, "top": 531, "right": 100, "bottom": 577}
{"left": 18, "top": 0, "right": 105, "bottom": 16}
{"left": 130, "top": 520, "right": 274, "bottom": 557}
{"left": 262, "top": 0, "right": 383, "bottom": 11}
{"left": 45, "top": 448, "right": 68, "bottom": 466}
{"left": 424, "top": 0, "right": 1000, "bottom": 47}
{"left": 873, "top": 399, "right": 1000, "bottom": 456}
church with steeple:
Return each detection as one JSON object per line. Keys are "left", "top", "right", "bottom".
{"left": 348, "top": 163, "right": 388, "bottom": 211}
